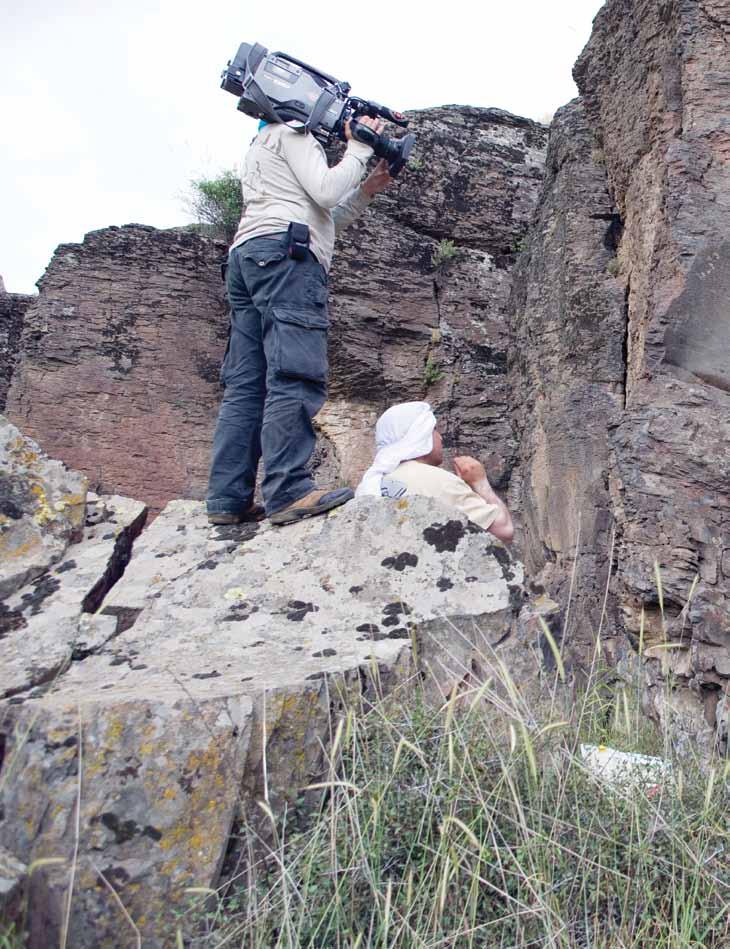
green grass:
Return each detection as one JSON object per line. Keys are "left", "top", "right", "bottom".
{"left": 0, "top": 925, "right": 23, "bottom": 949}
{"left": 177, "top": 655, "right": 730, "bottom": 948}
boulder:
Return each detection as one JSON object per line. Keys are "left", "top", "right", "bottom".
{"left": 0, "top": 492, "right": 147, "bottom": 699}
{"left": 0, "top": 417, "right": 88, "bottom": 600}
{"left": 0, "top": 495, "right": 539, "bottom": 946}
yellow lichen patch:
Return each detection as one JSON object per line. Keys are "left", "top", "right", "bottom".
{"left": 396, "top": 499, "right": 410, "bottom": 510}
{"left": 30, "top": 482, "right": 55, "bottom": 526}
{"left": 9, "top": 441, "right": 39, "bottom": 466}
{"left": 159, "top": 826, "right": 206, "bottom": 854}
{"left": 163, "top": 787, "right": 177, "bottom": 800}
{"left": 224, "top": 587, "right": 247, "bottom": 601}
{"left": 0, "top": 534, "right": 41, "bottom": 561}
{"left": 105, "top": 717, "right": 125, "bottom": 743}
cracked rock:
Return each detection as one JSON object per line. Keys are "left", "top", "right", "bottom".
{"left": 0, "top": 494, "right": 539, "bottom": 946}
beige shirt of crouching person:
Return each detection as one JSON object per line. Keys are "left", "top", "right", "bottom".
{"left": 382, "top": 461, "right": 500, "bottom": 531}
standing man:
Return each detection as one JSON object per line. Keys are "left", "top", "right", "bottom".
{"left": 207, "top": 117, "right": 393, "bottom": 526}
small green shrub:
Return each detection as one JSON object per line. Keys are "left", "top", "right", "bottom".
{"left": 607, "top": 256, "right": 620, "bottom": 277}
{"left": 423, "top": 355, "right": 445, "bottom": 387}
{"left": 408, "top": 157, "right": 424, "bottom": 172}
{"left": 431, "top": 239, "right": 457, "bottom": 268}
{"left": 184, "top": 169, "right": 243, "bottom": 243}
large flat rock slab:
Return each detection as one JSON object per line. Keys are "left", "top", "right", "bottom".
{"left": 0, "top": 495, "right": 531, "bottom": 946}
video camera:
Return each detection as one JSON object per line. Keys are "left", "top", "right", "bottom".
{"left": 221, "top": 42, "right": 416, "bottom": 176}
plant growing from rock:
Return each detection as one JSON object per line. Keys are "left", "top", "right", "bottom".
{"left": 423, "top": 355, "right": 445, "bottom": 387}
{"left": 184, "top": 170, "right": 243, "bottom": 244}
{"left": 431, "top": 239, "right": 457, "bottom": 269}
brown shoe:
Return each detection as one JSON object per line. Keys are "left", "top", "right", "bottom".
{"left": 208, "top": 504, "right": 266, "bottom": 526}
{"left": 269, "top": 488, "right": 354, "bottom": 526}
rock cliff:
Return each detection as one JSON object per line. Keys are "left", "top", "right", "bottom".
{"left": 511, "top": 0, "right": 730, "bottom": 752}
{"left": 0, "top": 286, "right": 33, "bottom": 413}
{"left": 4, "top": 226, "right": 230, "bottom": 513}
{"left": 509, "top": 97, "right": 627, "bottom": 667}
{"left": 2, "top": 0, "right": 730, "bottom": 938}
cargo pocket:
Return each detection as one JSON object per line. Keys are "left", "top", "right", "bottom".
{"left": 240, "top": 244, "right": 287, "bottom": 268}
{"left": 273, "top": 306, "right": 328, "bottom": 383}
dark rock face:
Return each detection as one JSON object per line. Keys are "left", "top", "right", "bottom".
{"left": 509, "top": 98, "right": 627, "bottom": 665}
{"left": 5, "top": 226, "right": 229, "bottom": 513}
{"left": 0, "top": 291, "right": 34, "bottom": 412}
{"left": 4, "top": 109, "right": 548, "bottom": 511}
{"left": 325, "top": 107, "right": 548, "bottom": 486}
{"left": 576, "top": 0, "right": 730, "bottom": 752}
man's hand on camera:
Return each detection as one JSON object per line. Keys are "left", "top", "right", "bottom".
{"left": 344, "top": 116, "right": 385, "bottom": 141}
{"left": 453, "top": 456, "right": 488, "bottom": 489}
{"left": 362, "top": 159, "right": 394, "bottom": 197}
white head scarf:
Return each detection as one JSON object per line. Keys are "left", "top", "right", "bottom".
{"left": 356, "top": 401, "right": 437, "bottom": 497}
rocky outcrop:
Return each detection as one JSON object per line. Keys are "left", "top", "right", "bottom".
{"left": 512, "top": 0, "right": 730, "bottom": 751}
{"left": 4, "top": 225, "right": 230, "bottom": 513}
{"left": 0, "top": 473, "right": 548, "bottom": 945}
{"left": 509, "top": 99, "right": 627, "bottom": 667}
{"left": 0, "top": 289, "right": 34, "bottom": 412}
{"left": 4, "top": 109, "right": 548, "bottom": 512}
{"left": 574, "top": 0, "right": 730, "bottom": 752}
{"left": 328, "top": 107, "right": 548, "bottom": 489}
{"left": 1, "top": 416, "right": 148, "bottom": 698}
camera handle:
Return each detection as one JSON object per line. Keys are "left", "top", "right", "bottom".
{"left": 350, "top": 120, "right": 415, "bottom": 177}
{"left": 349, "top": 120, "right": 380, "bottom": 150}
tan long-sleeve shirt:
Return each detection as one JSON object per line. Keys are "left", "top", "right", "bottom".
{"left": 231, "top": 123, "right": 374, "bottom": 271}
{"left": 383, "top": 462, "right": 500, "bottom": 531}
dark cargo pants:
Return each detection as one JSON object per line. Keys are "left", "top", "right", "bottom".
{"left": 206, "top": 233, "right": 329, "bottom": 516}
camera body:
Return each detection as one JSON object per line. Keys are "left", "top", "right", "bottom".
{"left": 221, "top": 43, "right": 415, "bottom": 176}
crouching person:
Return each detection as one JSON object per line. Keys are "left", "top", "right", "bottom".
{"left": 356, "top": 401, "right": 514, "bottom": 543}
{"left": 207, "top": 115, "right": 394, "bottom": 526}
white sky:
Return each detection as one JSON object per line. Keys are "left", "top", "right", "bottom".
{"left": 1, "top": 0, "right": 605, "bottom": 294}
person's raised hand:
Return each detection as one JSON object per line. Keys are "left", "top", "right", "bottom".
{"left": 362, "top": 159, "right": 394, "bottom": 197}
{"left": 453, "top": 455, "right": 487, "bottom": 487}
{"left": 344, "top": 116, "right": 385, "bottom": 141}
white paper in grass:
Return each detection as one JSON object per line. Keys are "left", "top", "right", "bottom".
{"left": 580, "top": 744, "right": 673, "bottom": 797}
